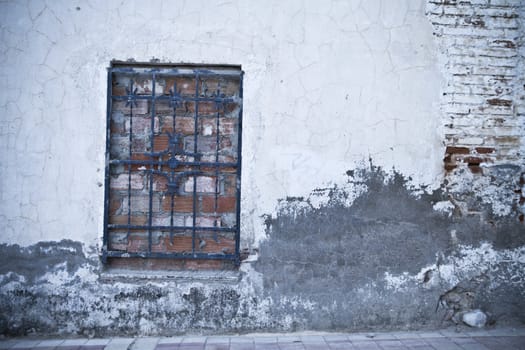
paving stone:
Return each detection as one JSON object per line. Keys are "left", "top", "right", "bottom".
{"left": 393, "top": 332, "right": 422, "bottom": 340}
{"left": 496, "top": 336, "right": 525, "bottom": 350}
{"left": 326, "top": 342, "right": 355, "bottom": 350}
{"left": 204, "top": 344, "right": 229, "bottom": 350}
{"left": 84, "top": 339, "right": 111, "bottom": 346}
{"left": 178, "top": 345, "right": 204, "bottom": 350}
{"left": 155, "top": 344, "right": 180, "bottom": 350}
{"left": 0, "top": 340, "right": 18, "bottom": 349}
{"left": 254, "top": 344, "right": 279, "bottom": 350}
{"left": 61, "top": 340, "right": 88, "bottom": 346}
{"left": 229, "top": 338, "right": 253, "bottom": 344}
{"left": 374, "top": 339, "right": 405, "bottom": 349}
{"left": 12, "top": 340, "right": 42, "bottom": 349}
{"left": 400, "top": 338, "right": 429, "bottom": 347}
{"left": 423, "top": 337, "right": 463, "bottom": 350}
{"left": 277, "top": 336, "right": 301, "bottom": 343}
{"left": 229, "top": 344, "right": 254, "bottom": 350}
{"left": 323, "top": 335, "right": 348, "bottom": 342}
{"left": 457, "top": 344, "right": 491, "bottom": 350}
{"left": 38, "top": 340, "right": 65, "bottom": 347}
{"left": 349, "top": 341, "right": 381, "bottom": 350}
{"left": 277, "top": 344, "right": 305, "bottom": 350}
{"left": 104, "top": 338, "right": 135, "bottom": 350}
{"left": 205, "top": 337, "right": 229, "bottom": 345}
{"left": 253, "top": 337, "right": 277, "bottom": 344}
{"left": 130, "top": 337, "right": 159, "bottom": 350}
{"left": 158, "top": 337, "right": 183, "bottom": 345}
{"left": 181, "top": 337, "right": 207, "bottom": 344}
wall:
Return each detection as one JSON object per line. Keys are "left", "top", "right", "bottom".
{"left": 0, "top": 0, "right": 523, "bottom": 336}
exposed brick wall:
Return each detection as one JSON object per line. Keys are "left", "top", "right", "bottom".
{"left": 427, "top": 0, "right": 525, "bottom": 218}
{"left": 106, "top": 67, "right": 242, "bottom": 269}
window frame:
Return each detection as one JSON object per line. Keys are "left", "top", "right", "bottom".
{"left": 102, "top": 61, "right": 243, "bottom": 266}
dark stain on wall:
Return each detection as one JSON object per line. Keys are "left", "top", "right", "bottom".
{"left": 254, "top": 166, "right": 525, "bottom": 331}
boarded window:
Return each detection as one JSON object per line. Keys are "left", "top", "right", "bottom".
{"left": 103, "top": 62, "right": 243, "bottom": 270}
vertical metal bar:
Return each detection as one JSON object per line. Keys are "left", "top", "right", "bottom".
{"left": 170, "top": 83, "right": 176, "bottom": 245}
{"left": 234, "top": 72, "right": 244, "bottom": 264}
{"left": 148, "top": 72, "right": 156, "bottom": 253}
{"left": 127, "top": 79, "right": 134, "bottom": 242}
{"left": 102, "top": 68, "right": 113, "bottom": 263}
{"left": 214, "top": 91, "right": 221, "bottom": 216}
{"left": 192, "top": 74, "right": 200, "bottom": 255}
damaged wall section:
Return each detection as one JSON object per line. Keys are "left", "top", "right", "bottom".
{"left": 0, "top": 0, "right": 524, "bottom": 336}
{"left": 255, "top": 166, "right": 525, "bottom": 331}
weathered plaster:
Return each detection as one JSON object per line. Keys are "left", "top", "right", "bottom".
{"left": 0, "top": 0, "right": 524, "bottom": 336}
{"left": 0, "top": 0, "right": 443, "bottom": 249}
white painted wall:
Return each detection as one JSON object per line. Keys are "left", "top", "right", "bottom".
{"left": 0, "top": 0, "right": 443, "bottom": 248}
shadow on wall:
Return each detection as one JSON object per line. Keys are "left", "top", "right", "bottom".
{"left": 254, "top": 164, "right": 525, "bottom": 331}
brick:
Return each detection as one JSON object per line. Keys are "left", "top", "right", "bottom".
{"left": 184, "top": 176, "right": 217, "bottom": 193}
{"left": 110, "top": 173, "right": 144, "bottom": 190}
{"left": 162, "top": 195, "right": 195, "bottom": 213}
{"left": 486, "top": 98, "right": 512, "bottom": 106}
{"left": 113, "top": 100, "right": 149, "bottom": 115}
{"left": 152, "top": 215, "right": 184, "bottom": 226}
{"left": 202, "top": 196, "right": 237, "bottom": 213}
{"left": 153, "top": 134, "right": 170, "bottom": 153}
{"left": 185, "top": 259, "right": 223, "bottom": 270}
{"left": 153, "top": 236, "right": 194, "bottom": 253}
{"left": 108, "top": 198, "right": 122, "bottom": 215}
{"left": 109, "top": 215, "right": 147, "bottom": 225}
{"left": 164, "top": 76, "right": 197, "bottom": 96}
{"left": 445, "top": 146, "right": 471, "bottom": 154}
{"left": 129, "top": 153, "right": 152, "bottom": 171}
{"left": 121, "top": 195, "right": 161, "bottom": 213}
{"left": 475, "top": 147, "right": 495, "bottom": 154}
{"left": 186, "top": 216, "right": 221, "bottom": 228}
{"left": 196, "top": 235, "right": 236, "bottom": 254}
{"left": 127, "top": 234, "right": 150, "bottom": 252}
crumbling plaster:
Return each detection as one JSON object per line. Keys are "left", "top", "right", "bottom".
{"left": 0, "top": 0, "right": 443, "bottom": 248}
{"left": 1, "top": 0, "right": 524, "bottom": 336}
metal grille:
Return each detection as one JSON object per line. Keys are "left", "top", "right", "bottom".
{"left": 102, "top": 63, "right": 243, "bottom": 266}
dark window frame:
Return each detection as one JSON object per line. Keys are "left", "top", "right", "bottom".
{"left": 102, "top": 61, "right": 243, "bottom": 266}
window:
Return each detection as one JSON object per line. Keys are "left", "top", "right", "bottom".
{"left": 102, "top": 62, "right": 243, "bottom": 270}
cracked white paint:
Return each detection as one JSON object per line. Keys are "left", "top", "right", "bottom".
{"left": 0, "top": 0, "right": 443, "bottom": 249}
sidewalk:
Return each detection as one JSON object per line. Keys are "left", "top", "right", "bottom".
{"left": 1, "top": 327, "right": 524, "bottom": 350}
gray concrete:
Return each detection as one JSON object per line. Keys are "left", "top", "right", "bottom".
{"left": 1, "top": 327, "right": 524, "bottom": 350}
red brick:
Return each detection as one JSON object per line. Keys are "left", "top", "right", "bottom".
{"left": 222, "top": 174, "right": 238, "bottom": 196}
{"left": 162, "top": 195, "right": 195, "bottom": 213}
{"left": 476, "top": 147, "right": 495, "bottom": 154}
{"left": 153, "top": 134, "right": 169, "bottom": 152}
{"left": 127, "top": 234, "right": 149, "bottom": 252}
{"left": 109, "top": 198, "right": 121, "bottom": 215}
{"left": 185, "top": 259, "right": 223, "bottom": 271}
{"left": 153, "top": 236, "right": 194, "bottom": 253}
{"left": 202, "top": 196, "right": 236, "bottom": 213}
{"left": 109, "top": 215, "right": 147, "bottom": 225}
{"left": 197, "top": 235, "right": 236, "bottom": 254}
{"left": 152, "top": 175, "right": 168, "bottom": 191}
{"left": 165, "top": 77, "right": 196, "bottom": 96}
{"left": 445, "top": 146, "right": 470, "bottom": 154}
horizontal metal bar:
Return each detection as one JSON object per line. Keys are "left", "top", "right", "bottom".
{"left": 109, "top": 159, "right": 239, "bottom": 168}
{"left": 108, "top": 224, "right": 236, "bottom": 232}
{"left": 105, "top": 250, "right": 239, "bottom": 260}
{"left": 108, "top": 66, "right": 243, "bottom": 77}
{"left": 111, "top": 95, "right": 237, "bottom": 103}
